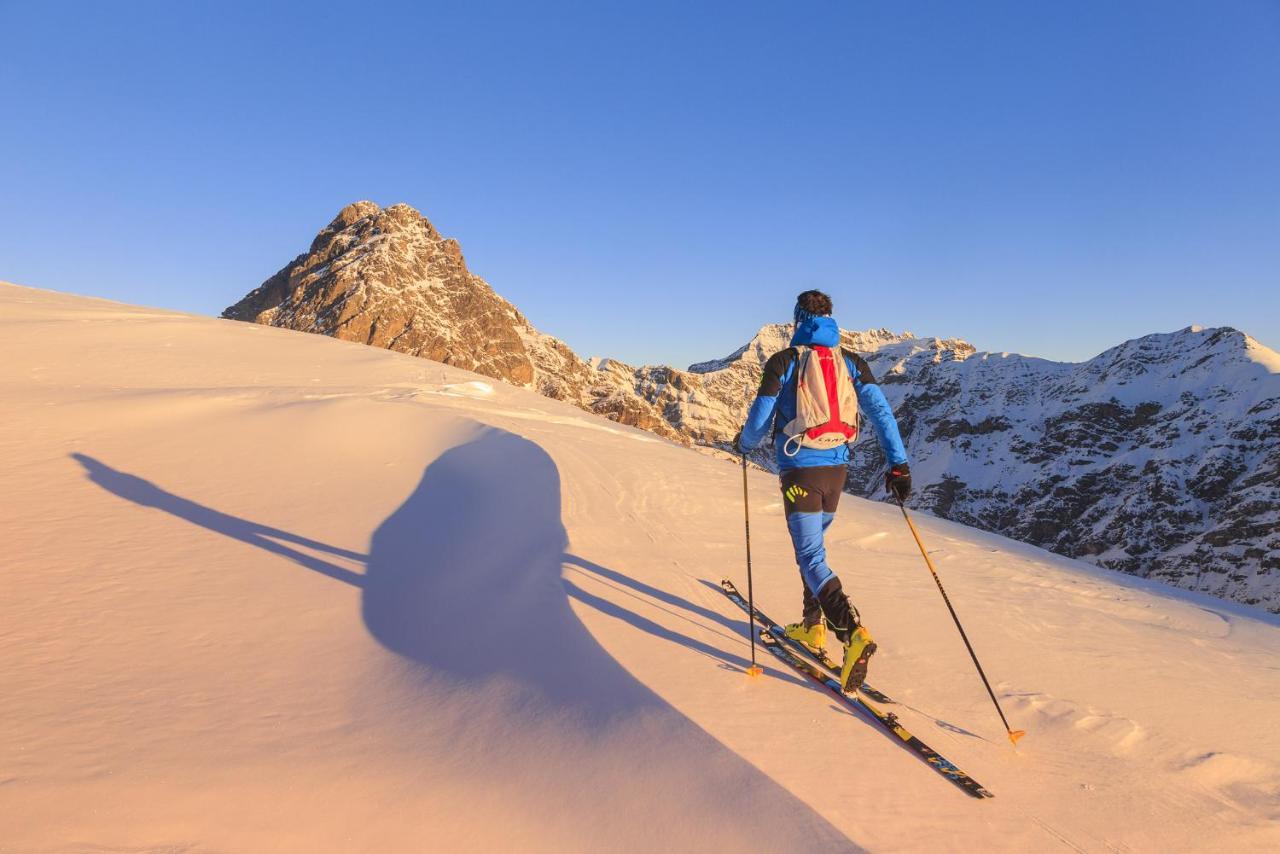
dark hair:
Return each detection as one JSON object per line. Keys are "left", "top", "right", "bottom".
{"left": 796, "top": 289, "right": 833, "bottom": 317}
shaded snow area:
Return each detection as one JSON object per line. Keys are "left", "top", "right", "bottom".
{"left": 3, "top": 282, "right": 1279, "bottom": 852}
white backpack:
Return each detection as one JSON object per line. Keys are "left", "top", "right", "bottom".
{"left": 780, "top": 345, "right": 860, "bottom": 456}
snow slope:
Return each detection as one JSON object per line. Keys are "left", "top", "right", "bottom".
{"left": 3, "top": 281, "right": 1279, "bottom": 852}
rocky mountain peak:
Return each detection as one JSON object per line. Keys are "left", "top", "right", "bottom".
{"left": 337, "top": 199, "right": 381, "bottom": 226}
{"left": 309, "top": 200, "right": 382, "bottom": 253}
{"left": 224, "top": 200, "right": 526, "bottom": 382}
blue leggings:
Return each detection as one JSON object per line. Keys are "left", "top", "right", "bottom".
{"left": 779, "top": 464, "right": 847, "bottom": 595}
{"left": 787, "top": 510, "right": 836, "bottom": 594}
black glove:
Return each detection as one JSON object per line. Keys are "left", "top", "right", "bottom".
{"left": 732, "top": 430, "right": 747, "bottom": 455}
{"left": 885, "top": 463, "right": 911, "bottom": 502}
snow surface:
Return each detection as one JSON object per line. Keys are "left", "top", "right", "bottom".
{"left": 2, "top": 281, "right": 1279, "bottom": 852}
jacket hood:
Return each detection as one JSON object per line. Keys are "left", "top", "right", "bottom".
{"left": 790, "top": 316, "right": 841, "bottom": 348}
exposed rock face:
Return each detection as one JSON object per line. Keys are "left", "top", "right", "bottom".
{"left": 224, "top": 202, "right": 538, "bottom": 385}
{"left": 222, "top": 201, "right": 687, "bottom": 441}
{"left": 226, "top": 202, "right": 1280, "bottom": 612}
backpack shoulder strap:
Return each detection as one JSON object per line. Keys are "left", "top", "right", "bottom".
{"left": 782, "top": 345, "right": 807, "bottom": 387}
{"left": 758, "top": 347, "right": 801, "bottom": 397}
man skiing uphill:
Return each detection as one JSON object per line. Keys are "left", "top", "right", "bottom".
{"left": 736, "top": 290, "right": 911, "bottom": 693}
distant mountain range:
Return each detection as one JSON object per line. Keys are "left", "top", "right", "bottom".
{"left": 224, "top": 201, "right": 1280, "bottom": 612}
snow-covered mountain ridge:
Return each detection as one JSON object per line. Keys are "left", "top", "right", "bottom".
{"left": 224, "top": 202, "right": 1280, "bottom": 612}
{"left": 845, "top": 326, "right": 1280, "bottom": 612}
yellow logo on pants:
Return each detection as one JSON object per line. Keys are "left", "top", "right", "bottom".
{"left": 785, "top": 484, "right": 809, "bottom": 503}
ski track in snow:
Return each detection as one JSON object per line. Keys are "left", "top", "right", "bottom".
{"left": 2, "top": 282, "right": 1279, "bottom": 853}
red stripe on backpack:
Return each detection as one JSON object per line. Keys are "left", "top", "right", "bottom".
{"left": 804, "top": 346, "right": 857, "bottom": 441}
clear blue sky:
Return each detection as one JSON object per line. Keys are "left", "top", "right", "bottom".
{"left": 2, "top": 1, "right": 1277, "bottom": 368}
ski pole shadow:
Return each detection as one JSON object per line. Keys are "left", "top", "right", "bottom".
{"left": 557, "top": 558, "right": 815, "bottom": 683}
{"left": 561, "top": 576, "right": 756, "bottom": 672}
{"left": 933, "top": 718, "right": 986, "bottom": 740}
{"left": 562, "top": 556, "right": 760, "bottom": 673}
{"left": 568, "top": 558, "right": 748, "bottom": 637}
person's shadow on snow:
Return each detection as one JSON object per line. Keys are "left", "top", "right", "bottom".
{"left": 73, "top": 431, "right": 698, "bottom": 724}
{"left": 70, "top": 452, "right": 364, "bottom": 586}
{"left": 70, "top": 433, "right": 716, "bottom": 723}
{"left": 361, "top": 427, "right": 656, "bottom": 724}
{"left": 71, "top": 432, "right": 856, "bottom": 847}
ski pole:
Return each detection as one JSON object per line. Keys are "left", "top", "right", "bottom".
{"left": 897, "top": 498, "right": 1025, "bottom": 746}
{"left": 741, "top": 451, "right": 763, "bottom": 677}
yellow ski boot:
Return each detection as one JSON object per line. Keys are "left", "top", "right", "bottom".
{"left": 839, "top": 626, "right": 877, "bottom": 693}
{"left": 784, "top": 620, "right": 827, "bottom": 656}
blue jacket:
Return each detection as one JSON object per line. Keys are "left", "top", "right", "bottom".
{"left": 739, "top": 316, "right": 909, "bottom": 470}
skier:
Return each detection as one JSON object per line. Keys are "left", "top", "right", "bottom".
{"left": 736, "top": 290, "right": 911, "bottom": 692}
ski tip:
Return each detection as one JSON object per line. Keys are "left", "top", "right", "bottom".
{"left": 746, "top": 664, "right": 764, "bottom": 678}
{"left": 1008, "top": 729, "right": 1027, "bottom": 746}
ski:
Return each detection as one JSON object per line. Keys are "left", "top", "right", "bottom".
{"left": 758, "top": 630, "right": 994, "bottom": 799}
{"left": 719, "top": 578, "right": 894, "bottom": 705}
